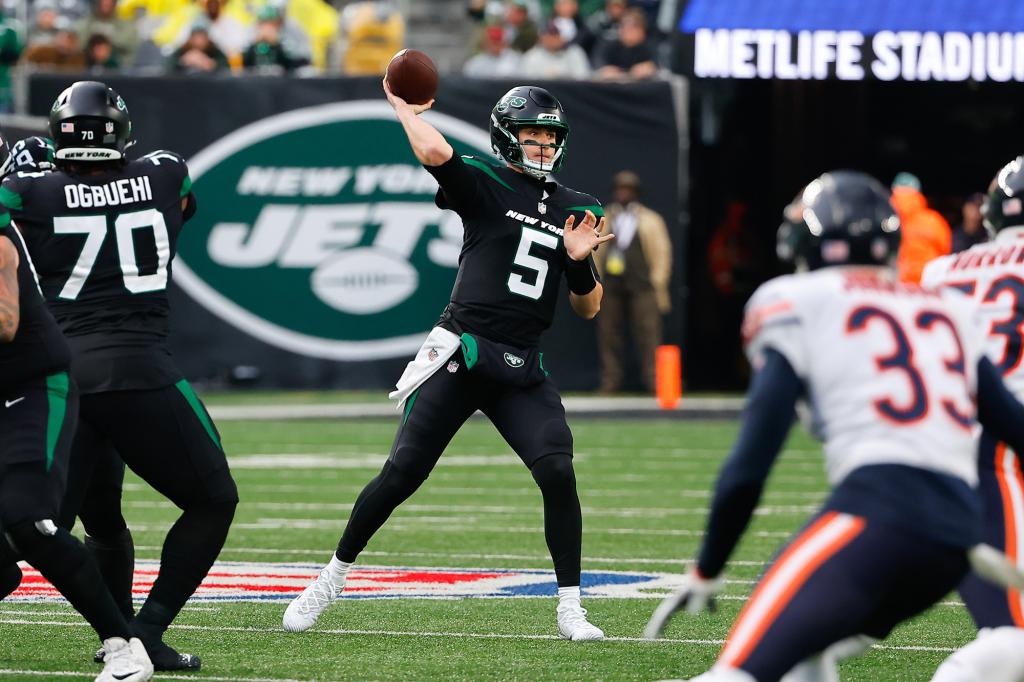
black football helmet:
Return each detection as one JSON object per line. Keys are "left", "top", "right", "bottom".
{"left": 49, "top": 81, "right": 132, "bottom": 162}
{"left": 490, "top": 86, "right": 569, "bottom": 179}
{"left": 778, "top": 170, "right": 901, "bottom": 271}
{"left": 982, "top": 156, "right": 1024, "bottom": 236}
{"left": 10, "top": 136, "right": 55, "bottom": 173}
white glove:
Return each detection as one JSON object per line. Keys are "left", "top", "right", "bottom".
{"left": 644, "top": 568, "right": 723, "bottom": 639}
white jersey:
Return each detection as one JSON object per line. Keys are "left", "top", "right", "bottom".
{"left": 922, "top": 227, "right": 1024, "bottom": 401}
{"left": 744, "top": 267, "right": 985, "bottom": 487}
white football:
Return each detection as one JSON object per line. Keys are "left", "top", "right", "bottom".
{"left": 311, "top": 247, "right": 419, "bottom": 315}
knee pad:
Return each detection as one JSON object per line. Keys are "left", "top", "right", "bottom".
{"left": 531, "top": 454, "right": 576, "bottom": 492}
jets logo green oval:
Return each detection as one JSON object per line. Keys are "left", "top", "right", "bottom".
{"left": 175, "top": 101, "right": 493, "bottom": 360}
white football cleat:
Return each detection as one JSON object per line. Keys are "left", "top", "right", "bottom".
{"left": 95, "top": 637, "right": 152, "bottom": 682}
{"left": 283, "top": 567, "right": 344, "bottom": 632}
{"left": 557, "top": 602, "right": 605, "bottom": 641}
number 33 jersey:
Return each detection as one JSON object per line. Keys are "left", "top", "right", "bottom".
{"left": 744, "top": 267, "right": 985, "bottom": 487}
{"left": 0, "top": 151, "right": 193, "bottom": 393}
{"left": 922, "top": 228, "right": 1024, "bottom": 402}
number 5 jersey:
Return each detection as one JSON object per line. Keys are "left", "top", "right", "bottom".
{"left": 1, "top": 151, "right": 194, "bottom": 393}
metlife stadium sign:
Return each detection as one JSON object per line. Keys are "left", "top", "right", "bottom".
{"left": 680, "top": 0, "right": 1024, "bottom": 82}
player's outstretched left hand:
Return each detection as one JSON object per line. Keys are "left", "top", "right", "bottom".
{"left": 564, "top": 209, "right": 614, "bottom": 262}
{"left": 643, "top": 568, "right": 722, "bottom": 639}
{"left": 383, "top": 78, "right": 434, "bottom": 116}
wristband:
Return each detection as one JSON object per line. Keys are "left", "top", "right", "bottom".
{"left": 566, "top": 257, "right": 597, "bottom": 295}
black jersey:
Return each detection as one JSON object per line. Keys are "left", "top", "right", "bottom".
{"left": 425, "top": 154, "right": 602, "bottom": 347}
{"left": 0, "top": 211, "right": 71, "bottom": 391}
{"left": 0, "top": 151, "right": 193, "bottom": 393}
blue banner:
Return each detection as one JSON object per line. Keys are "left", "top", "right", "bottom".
{"left": 681, "top": 0, "right": 1024, "bottom": 35}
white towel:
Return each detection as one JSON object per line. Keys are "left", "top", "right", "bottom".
{"left": 388, "top": 327, "right": 461, "bottom": 409}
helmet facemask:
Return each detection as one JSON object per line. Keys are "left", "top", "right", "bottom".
{"left": 493, "top": 116, "right": 568, "bottom": 179}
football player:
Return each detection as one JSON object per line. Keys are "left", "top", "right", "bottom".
{"left": 283, "top": 81, "right": 613, "bottom": 640}
{"left": 0, "top": 81, "right": 239, "bottom": 672}
{"left": 922, "top": 157, "right": 1024, "bottom": 682}
{"left": 0, "top": 132, "right": 153, "bottom": 682}
{"left": 645, "top": 171, "right": 1024, "bottom": 682}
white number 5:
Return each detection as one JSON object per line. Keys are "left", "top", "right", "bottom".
{"left": 507, "top": 227, "right": 558, "bottom": 300}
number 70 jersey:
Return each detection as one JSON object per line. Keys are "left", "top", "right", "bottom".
{"left": 743, "top": 267, "right": 986, "bottom": 487}
{"left": 0, "top": 150, "right": 192, "bottom": 393}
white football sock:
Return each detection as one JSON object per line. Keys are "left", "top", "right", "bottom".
{"left": 558, "top": 585, "right": 581, "bottom": 606}
{"left": 327, "top": 556, "right": 352, "bottom": 584}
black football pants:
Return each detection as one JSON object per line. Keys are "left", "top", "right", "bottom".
{"left": 337, "top": 363, "right": 584, "bottom": 587}
{"left": 59, "top": 381, "right": 238, "bottom": 632}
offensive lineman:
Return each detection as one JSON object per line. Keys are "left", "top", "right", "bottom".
{"left": 283, "top": 82, "right": 612, "bottom": 639}
{"left": 645, "top": 171, "right": 1024, "bottom": 682}
{"left": 0, "top": 134, "right": 153, "bottom": 682}
{"left": 0, "top": 81, "right": 239, "bottom": 671}
{"left": 922, "top": 157, "right": 1024, "bottom": 682}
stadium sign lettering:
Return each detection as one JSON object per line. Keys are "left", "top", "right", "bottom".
{"left": 175, "top": 101, "right": 493, "bottom": 360}
{"left": 693, "top": 28, "right": 1024, "bottom": 82}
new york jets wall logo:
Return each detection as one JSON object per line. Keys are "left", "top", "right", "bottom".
{"left": 175, "top": 101, "right": 493, "bottom": 360}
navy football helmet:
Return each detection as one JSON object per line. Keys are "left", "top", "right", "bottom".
{"left": 778, "top": 170, "right": 901, "bottom": 271}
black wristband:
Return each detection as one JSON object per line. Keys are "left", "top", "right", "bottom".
{"left": 566, "top": 257, "right": 597, "bottom": 295}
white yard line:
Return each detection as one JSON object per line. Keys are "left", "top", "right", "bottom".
{"left": 125, "top": 522, "right": 794, "bottom": 537}
{"left": 0, "top": 670, "right": 309, "bottom": 682}
{"left": 123, "top": 500, "right": 817, "bottom": 518}
{"left": 0, "top": 619, "right": 959, "bottom": 652}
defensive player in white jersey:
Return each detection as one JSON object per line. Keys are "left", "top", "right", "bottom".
{"left": 644, "top": 171, "right": 1024, "bottom": 682}
{"left": 922, "top": 156, "right": 1024, "bottom": 682}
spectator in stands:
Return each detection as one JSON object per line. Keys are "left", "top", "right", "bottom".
{"left": 520, "top": 21, "right": 589, "bottom": 79}
{"left": 952, "top": 192, "right": 989, "bottom": 253}
{"left": 463, "top": 23, "right": 520, "bottom": 77}
{"left": 594, "top": 170, "right": 672, "bottom": 395}
{"left": 27, "top": 1, "right": 62, "bottom": 47}
{"left": 549, "top": 0, "right": 595, "bottom": 55}
{"left": 503, "top": 0, "right": 538, "bottom": 52}
{"left": 167, "top": 19, "right": 229, "bottom": 72}
{"left": 631, "top": 0, "right": 661, "bottom": 27}
{"left": 242, "top": 4, "right": 308, "bottom": 73}
{"left": 0, "top": 14, "right": 22, "bottom": 113}
{"left": 594, "top": 7, "right": 657, "bottom": 79}
{"left": 890, "top": 172, "right": 952, "bottom": 283}
{"left": 155, "top": 0, "right": 253, "bottom": 66}
{"left": 340, "top": 0, "right": 405, "bottom": 75}
{"left": 25, "top": 15, "right": 88, "bottom": 70}
{"left": 77, "top": 0, "right": 139, "bottom": 66}
{"left": 586, "top": 0, "right": 626, "bottom": 52}
{"left": 85, "top": 32, "right": 119, "bottom": 68}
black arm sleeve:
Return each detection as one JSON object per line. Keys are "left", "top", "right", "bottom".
{"left": 424, "top": 154, "right": 481, "bottom": 215}
{"left": 976, "top": 356, "right": 1024, "bottom": 456}
{"left": 696, "top": 349, "right": 802, "bottom": 578}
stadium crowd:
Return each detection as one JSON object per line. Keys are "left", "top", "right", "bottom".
{"left": 0, "top": 0, "right": 669, "bottom": 110}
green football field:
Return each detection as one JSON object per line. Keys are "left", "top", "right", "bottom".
{"left": 0, "top": 409, "right": 975, "bottom": 681}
